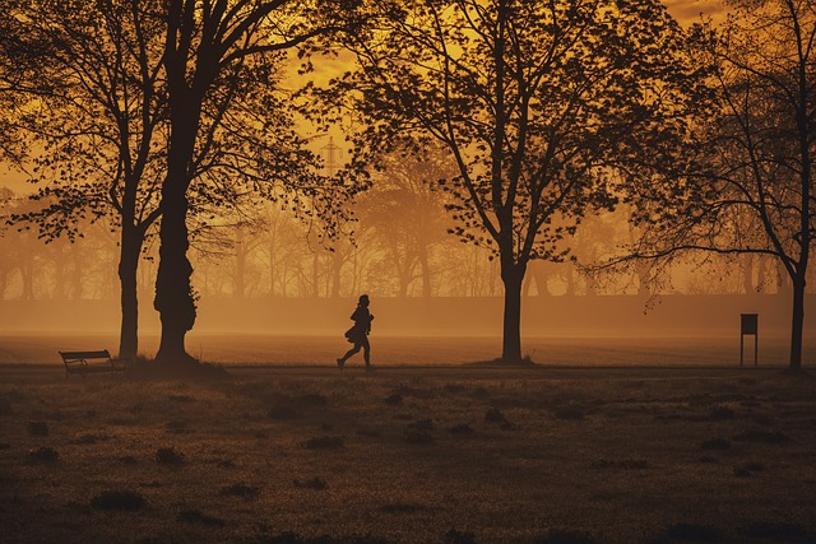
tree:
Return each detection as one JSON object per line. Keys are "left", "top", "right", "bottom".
{"left": 359, "top": 146, "right": 451, "bottom": 297}
{"left": 5, "top": 0, "right": 166, "bottom": 358}
{"left": 316, "top": 0, "right": 704, "bottom": 361}
{"left": 154, "top": 0, "right": 362, "bottom": 363}
{"left": 621, "top": 1, "right": 816, "bottom": 368}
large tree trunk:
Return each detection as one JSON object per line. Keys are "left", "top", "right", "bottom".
{"left": 788, "top": 275, "right": 805, "bottom": 369}
{"left": 154, "top": 102, "right": 198, "bottom": 365}
{"left": 154, "top": 183, "right": 195, "bottom": 363}
{"left": 118, "top": 227, "right": 143, "bottom": 360}
{"left": 501, "top": 267, "right": 524, "bottom": 362}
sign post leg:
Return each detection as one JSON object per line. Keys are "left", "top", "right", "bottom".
{"left": 740, "top": 333, "right": 744, "bottom": 367}
{"left": 754, "top": 333, "right": 758, "bottom": 367}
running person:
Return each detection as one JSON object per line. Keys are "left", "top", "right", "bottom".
{"left": 337, "top": 294, "right": 374, "bottom": 371}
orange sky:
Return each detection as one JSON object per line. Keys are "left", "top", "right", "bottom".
{"left": 666, "top": 0, "right": 723, "bottom": 20}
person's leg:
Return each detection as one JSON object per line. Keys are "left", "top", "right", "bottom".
{"left": 340, "top": 344, "right": 360, "bottom": 363}
{"left": 362, "top": 336, "right": 371, "bottom": 367}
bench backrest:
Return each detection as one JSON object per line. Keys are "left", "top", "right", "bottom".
{"left": 60, "top": 350, "right": 111, "bottom": 362}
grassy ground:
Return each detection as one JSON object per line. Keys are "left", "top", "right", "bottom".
{"left": 1, "top": 364, "right": 815, "bottom": 544}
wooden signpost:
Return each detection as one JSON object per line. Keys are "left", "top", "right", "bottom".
{"left": 740, "top": 313, "right": 758, "bottom": 367}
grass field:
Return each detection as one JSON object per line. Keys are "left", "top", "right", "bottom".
{"left": 1, "top": 333, "right": 812, "bottom": 366}
{"left": 2, "top": 364, "right": 815, "bottom": 543}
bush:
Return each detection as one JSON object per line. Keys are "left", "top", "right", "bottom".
{"left": 381, "top": 503, "right": 427, "bottom": 514}
{"left": 743, "top": 521, "right": 809, "bottom": 542}
{"left": 448, "top": 424, "right": 474, "bottom": 435}
{"left": 533, "top": 529, "right": 597, "bottom": 544}
{"left": 294, "top": 477, "right": 328, "bottom": 491}
{"left": 26, "top": 446, "right": 59, "bottom": 464}
{"left": 663, "top": 523, "right": 721, "bottom": 542}
{"left": 220, "top": 482, "right": 260, "bottom": 499}
{"left": 27, "top": 421, "right": 49, "bottom": 436}
{"left": 444, "top": 529, "right": 476, "bottom": 544}
{"left": 484, "top": 407, "right": 507, "bottom": 424}
{"left": 407, "top": 419, "right": 434, "bottom": 431}
{"left": 91, "top": 489, "right": 146, "bottom": 511}
{"left": 155, "top": 447, "right": 185, "bottom": 466}
{"left": 177, "top": 509, "right": 225, "bottom": 527}
{"left": 301, "top": 436, "right": 344, "bottom": 450}
{"left": 404, "top": 429, "right": 434, "bottom": 445}
{"left": 553, "top": 406, "right": 585, "bottom": 421}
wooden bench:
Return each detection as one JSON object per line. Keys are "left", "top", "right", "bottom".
{"left": 59, "top": 350, "right": 126, "bottom": 377}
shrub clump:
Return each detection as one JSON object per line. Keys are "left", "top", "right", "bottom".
{"left": 27, "top": 446, "right": 59, "bottom": 464}
{"left": 220, "top": 482, "right": 260, "bottom": 499}
{"left": 448, "top": 423, "right": 474, "bottom": 435}
{"left": 27, "top": 421, "right": 49, "bottom": 436}
{"left": 301, "top": 436, "right": 344, "bottom": 450}
{"left": 742, "top": 521, "right": 809, "bottom": 541}
{"left": 155, "top": 447, "right": 185, "bottom": 466}
{"left": 532, "top": 528, "right": 597, "bottom": 544}
{"left": 293, "top": 477, "right": 328, "bottom": 491}
{"left": 91, "top": 489, "right": 146, "bottom": 511}
{"left": 444, "top": 528, "right": 476, "bottom": 544}
{"left": 662, "top": 523, "right": 722, "bottom": 542}
{"left": 177, "top": 509, "right": 225, "bottom": 527}
{"left": 404, "top": 429, "right": 434, "bottom": 445}
{"left": 553, "top": 405, "right": 586, "bottom": 421}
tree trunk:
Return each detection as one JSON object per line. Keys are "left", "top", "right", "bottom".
{"left": 311, "top": 253, "right": 319, "bottom": 297}
{"left": 154, "top": 183, "right": 195, "bottom": 364}
{"left": 788, "top": 275, "right": 805, "bottom": 369}
{"left": 331, "top": 250, "right": 342, "bottom": 298}
{"left": 418, "top": 244, "right": 432, "bottom": 298}
{"left": 21, "top": 259, "right": 34, "bottom": 301}
{"left": 268, "top": 244, "right": 275, "bottom": 296}
{"left": 564, "top": 266, "right": 575, "bottom": 296}
{"left": 154, "top": 103, "right": 198, "bottom": 364}
{"left": 118, "top": 227, "right": 143, "bottom": 360}
{"left": 234, "top": 243, "right": 246, "bottom": 299}
{"left": 501, "top": 267, "right": 524, "bottom": 362}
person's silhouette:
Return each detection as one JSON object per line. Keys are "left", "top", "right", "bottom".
{"left": 337, "top": 294, "right": 374, "bottom": 371}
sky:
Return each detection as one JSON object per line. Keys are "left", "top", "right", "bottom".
{"left": 665, "top": 0, "right": 724, "bottom": 21}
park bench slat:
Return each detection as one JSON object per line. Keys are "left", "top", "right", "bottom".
{"left": 59, "top": 350, "right": 111, "bottom": 360}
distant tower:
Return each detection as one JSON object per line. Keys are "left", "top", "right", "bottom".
{"left": 321, "top": 136, "right": 341, "bottom": 176}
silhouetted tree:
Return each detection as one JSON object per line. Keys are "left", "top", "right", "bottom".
{"left": 154, "top": 0, "right": 362, "bottom": 364}
{"left": 315, "top": 0, "right": 705, "bottom": 361}
{"left": 361, "top": 146, "right": 451, "bottom": 297}
{"left": 621, "top": 1, "right": 816, "bottom": 368}
{"left": 4, "top": 0, "right": 166, "bottom": 358}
